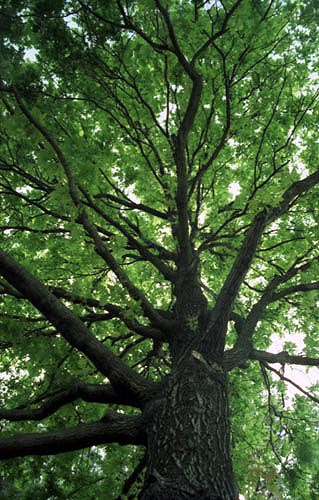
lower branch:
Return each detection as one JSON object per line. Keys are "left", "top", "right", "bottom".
{"left": 0, "top": 248, "right": 156, "bottom": 406}
{"left": 0, "top": 412, "right": 146, "bottom": 459}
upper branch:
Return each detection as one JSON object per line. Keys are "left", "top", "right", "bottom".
{"left": 154, "top": 0, "right": 198, "bottom": 78}
{"left": 189, "top": 44, "right": 231, "bottom": 198}
{"left": 0, "top": 412, "right": 146, "bottom": 459}
{"left": 209, "top": 208, "right": 269, "bottom": 324}
{"left": 146, "top": 2, "right": 204, "bottom": 266}
{"left": 273, "top": 167, "right": 319, "bottom": 217}
{"left": 95, "top": 192, "right": 168, "bottom": 221}
{"left": 224, "top": 252, "right": 319, "bottom": 369}
{"left": 1, "top": 85, "right": 171, "bottom": 330}
{"left": 173, "top": 72, "right": 203, "bottom": 264}
{"left": 192, "top": 0, "right": 244, "bottom": 64}
{"left": 116, "top": 0, "right": 170, "bottom": 53}
{"left": 117, "top": 2, "right": 204, "bottom": 265}
{"left": 80, "top": 188, "right": 176, "bottom": 283}
{"left": 270, "top": 281, "right": 319, "bottom": 301}
{"left": 243, "top": 252, "right": 317, "bottom": 334}
{"left": 0, "top": 282, "right": 166, "bottom": 341}
{"left": 210, "top": 166, "right": 319, "bottom": 328}
{"left": 80, "top": 214, "right": 174, "bottom": 329}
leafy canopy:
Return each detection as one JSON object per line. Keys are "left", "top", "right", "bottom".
{"left": 1, "top": 0, "right": 319, "bottom": 498}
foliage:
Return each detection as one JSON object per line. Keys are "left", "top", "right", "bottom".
{"left": 0, "top": 0, "right": 319, "bottom": 498}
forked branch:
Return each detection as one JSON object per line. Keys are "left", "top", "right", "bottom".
{"left": 210, "top": 166, "right": 319, "bottom": 326}
{"left": 0, "top": 85, "right": 171, "bottom": 330}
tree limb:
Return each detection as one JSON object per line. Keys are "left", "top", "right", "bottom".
{"left": 210, "top": 166, "right": 319, "bottom": 328}
{"left": 80, "top": 187, "right": 176, "bottom": 283}
{"left": 116, "top": 0, "right": 170, "bottom": 53}
{"left": 209, "top": 208, "right": 269, "bottom": 326}
{"left": 119, "top": 453, "right": 146, "bottom": 497}
{"left": 94, "top": 192, "right": 168, "bottom": 221}
{"left": 232, "top": 251, "right": 318, "bottom": 352}
{"left": 0, "top": 249, "right": 157, "bottom": 407}
{"left": 148, "top": 3, "right": 204, "bottom": 266}
{"left": 154, "top": 0, "right": 197, "bottom": 78}
{"left": 2, "top": 85, "right": 172, "bottom": 331}
{"left": 192, "top": 0, "right": 244, "bottom": 64}
{"left": 0, "top": 413, "right": 146, "bottom": 459}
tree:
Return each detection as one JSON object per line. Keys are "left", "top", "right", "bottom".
{"left": 0, "top": 0, "right": 319, "bottom": 498}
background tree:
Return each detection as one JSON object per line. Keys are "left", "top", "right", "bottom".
{"left": 1, "top": 0, "right": 319, "bottom": 498}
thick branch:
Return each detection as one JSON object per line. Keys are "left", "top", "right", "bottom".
{"left": 210, "top": 208, "right": 269, "bottom": 324}
{"left": 94, "top": 192, "right": 168, "bottom": 220}
{"left": 274, "top": 167, "right": 319, "bottom": 216}
{"left": 8, "top": 86, "right": 79, "bottom": 204}
{"left": 173, "top": 76, "right": 203, "bottom": 265}
{"left": 0, "top": 249, "right": 156, "bottom": 406}
{"left": 210, "top": 166, "right": 319, "bottom": 326}
{"left": 232, "top": 253, "right": 318, "bottom": 354}
{"left": 146, "top": 3, "right": 203, "bottom": 266}
{"left": 51, "top": 289, "right": 166, "bottom": 340}
{"left": 224, "top": 345, "right": 319, "bottom": 372}
{"left": 116, "top": 0, "right": 170, "bottom": 53}
{"left": 173, "top": 80, "right": 202, "bottom": 264}
{"left": 0, "top": 413, "right": 146, "bottom": 459}
{"left": 120, "top": 453, "right": 146, "bottom": 497}
{"left": 80, "top": 214, "right": 174, "bottom": 329}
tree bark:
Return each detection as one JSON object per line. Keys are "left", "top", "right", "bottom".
{"left": 139, "top": 352, "right": 238, "bottom": 499}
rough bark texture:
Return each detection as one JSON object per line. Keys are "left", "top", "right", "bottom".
{"left": 139, "top": 352, "right": 238, "bottom": 500}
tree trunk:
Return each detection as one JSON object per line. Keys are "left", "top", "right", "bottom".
{"left": 139, "top": 352, "right": 238, "bottom": 500}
